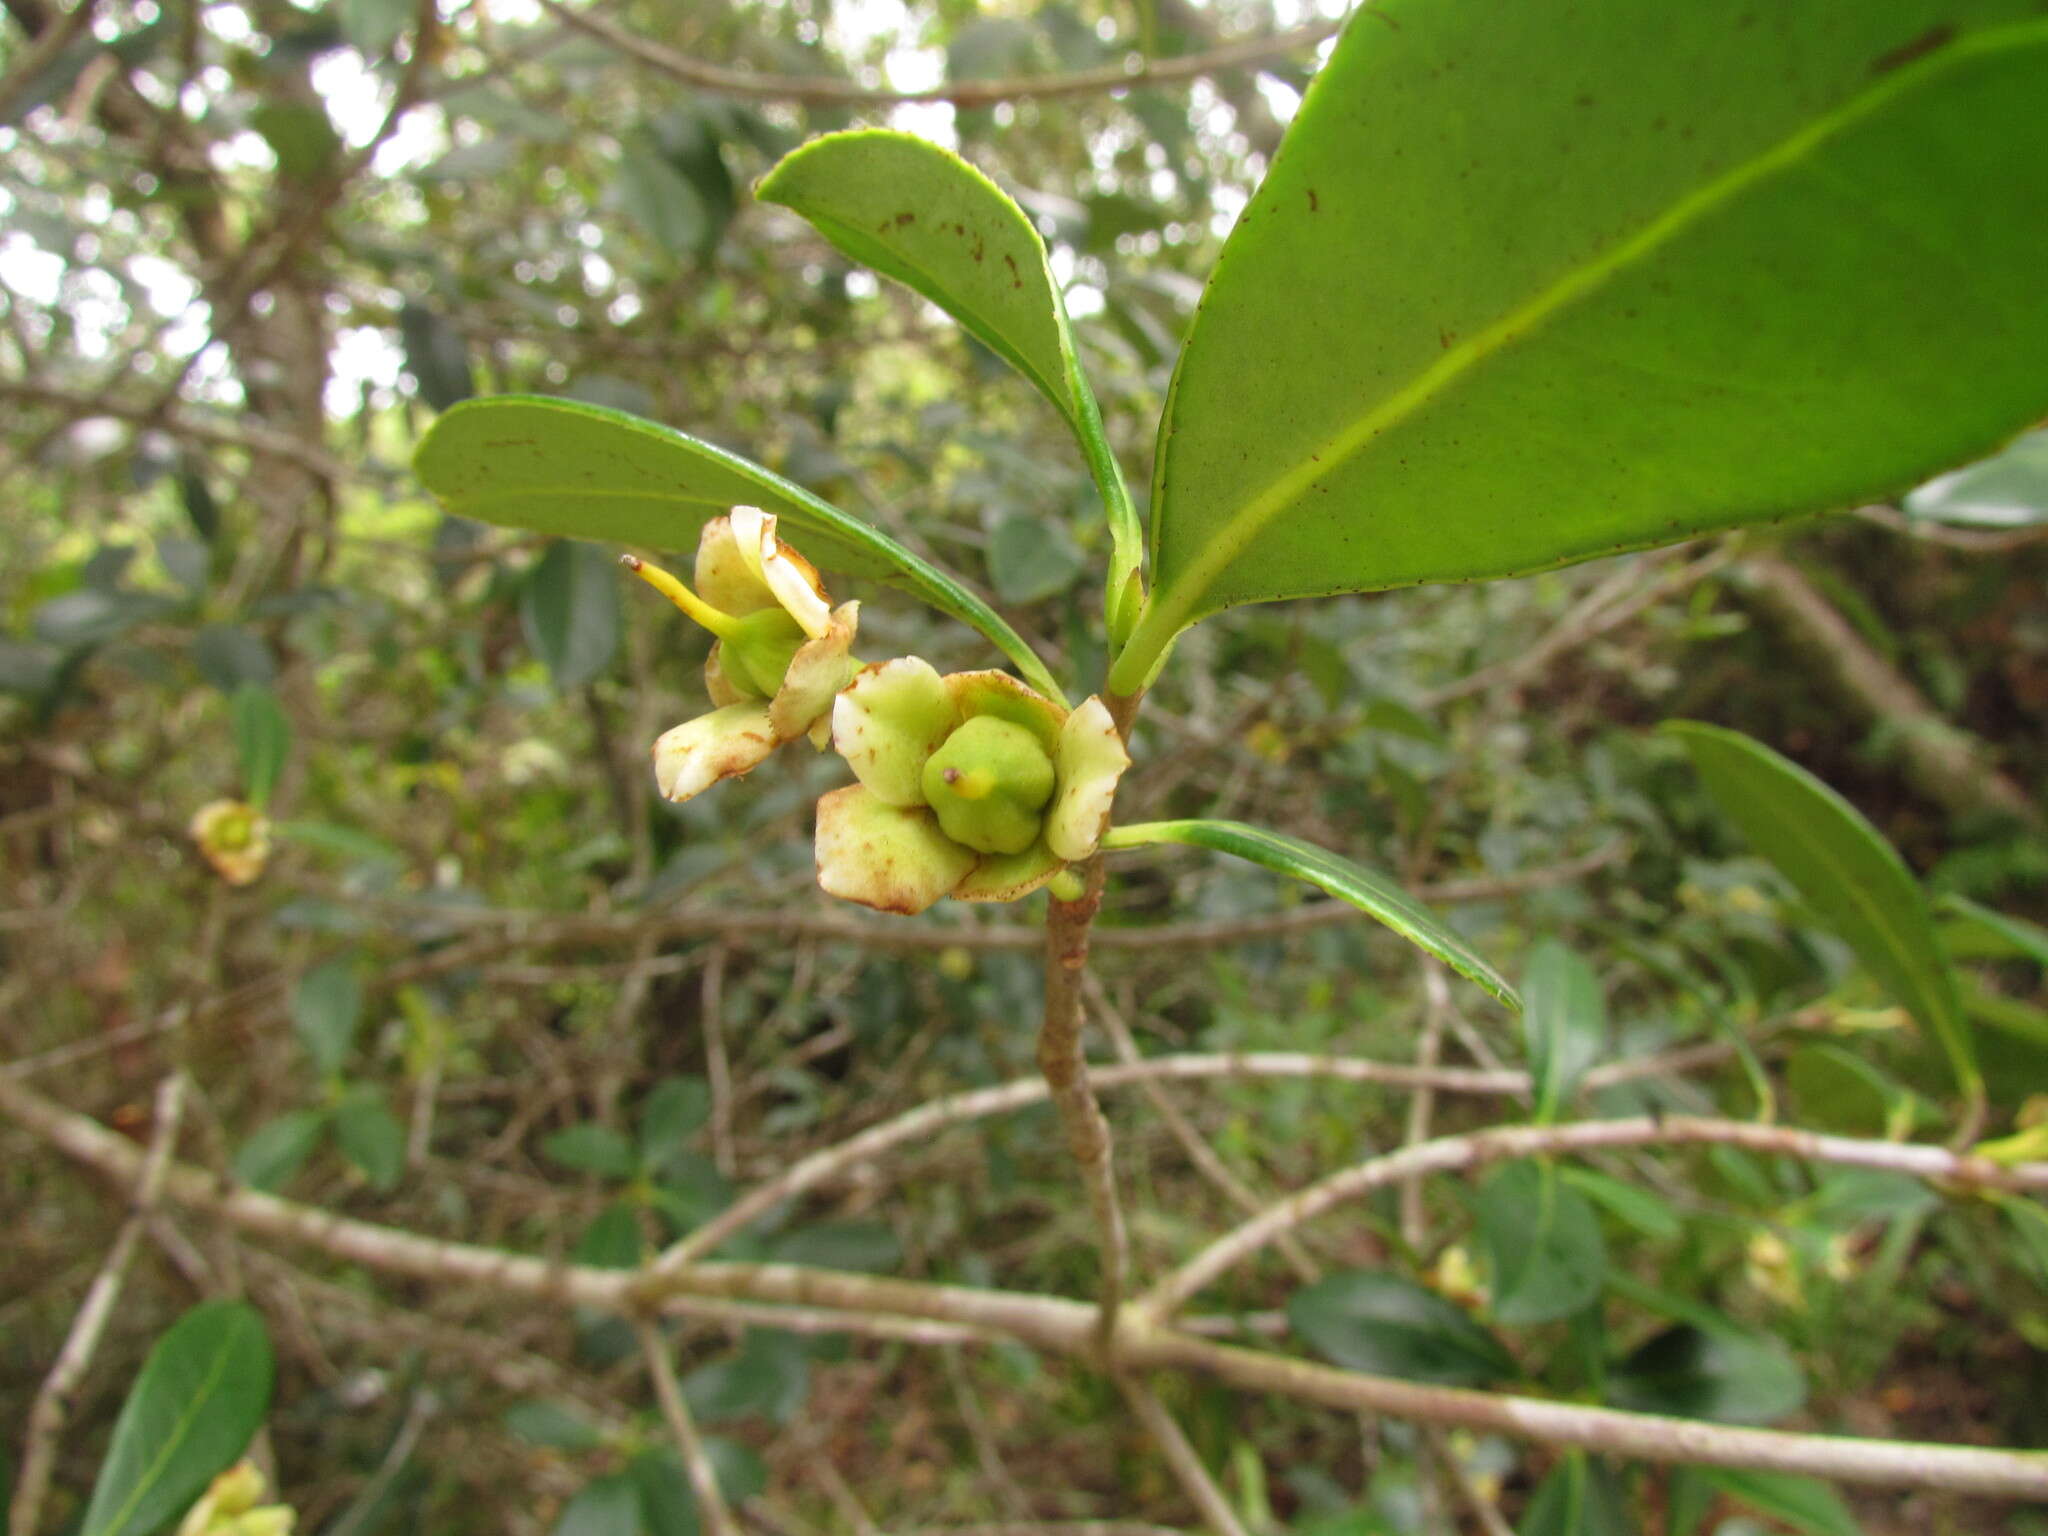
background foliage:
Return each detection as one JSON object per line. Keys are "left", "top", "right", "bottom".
{"left": 3, "top": 0, "right": 2046, "bottom": 1533}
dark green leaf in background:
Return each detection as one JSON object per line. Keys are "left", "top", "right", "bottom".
{"left": 334, "top": 1083, "right": 406, "bottom": 1192}
{"left": 1520, "top": 940, "right": 1604, "bottom": 1123}
{"left": 232, "top": 1110, "right": 328, "bottom": 1192}
{"left": 1116, "top": 1, "right": 2048, "bottom": 691}
{"left": 1288, "top": 1271, "right": 1517, "bottom": 1387}
{"left": 521, "top": 540, "right": 623, "bottom": 691}
{"left": 682, "top": 1328, "right": 812, "bottom": 1424}
{"left": 81, "top": 1301, "right": 275, "bottom": 1536}
{"left": 1672, "top": 1466, "right": 1865, "bottom": 1536}
{"left": 192, "top": 625, "right": 276, "bottom": 693}
{"left": 550, "top": 1474, "right": 639, "bottom": 1536}
{"left": 639, "top": 1076, "right": 712, "bottom": 1174}
{"left": 986, "top": 512, "right": 1086, "bottom": 605}
{"left": 631, "top": 1440, "right": 767, "bottom": 1536}
{"left": 1607, "top": 1322, "right": 1806, "bottom": 1425}
{"left": 614, "top": 142, "right": 709, "bottom": 258}
{"left": 544, "top": 1123, "right": 639, "bottom": 1180}
{"left": 1103, "top": 819, "right": 1518, "bottom": 1009}
{"left": 1475, "top": 1162, "right": 1607, "bottom": 1326}
{"left": 1518, "top": 1453, "right": 1630, "bottom": 1536}
{"left": 398, "top": 301, "right": 475, "bottom": 413}
{"left": 503, "top": 1400, "right": 607, "bottom": 1453}
{"left": 1666, "top": 721, "right": 1976, "bottom": 1100}
{"left": 766, "top": 1221, "right": 900, "bottom": 1274}
{"left": 340, "top": 0, "right": 413, "bottom": 55}
{"left": 291, "top": 956, "right": 363, "bottom": 1078}
{"left": 415, "top": 396, "right": 1065, "bottom": 703}
{"left": 230, "top": 684, "right": 290, "bottom": 809}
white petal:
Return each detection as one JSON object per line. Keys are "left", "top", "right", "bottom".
{"left": 738, "top": 505, "right": 834, "bottom": 640}
{"left": 768, "top": 601, "right": 859, "bottom": 742}
{"left": 815, "top": 785, "right": 975, "bottom": 916}
{"left": 694, "top": 515, "right": 775, "bottom": 616}
{"left": 651, "top": 703, "right": 777, "bottom": 803}
{"left": 1045, "top": 696, "right": 1131, "bottom": 862}
{"left": 832, "top": 656, "right": 958, "bottom": 807}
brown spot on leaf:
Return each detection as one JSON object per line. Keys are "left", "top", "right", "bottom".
{"left": 894, "top": 211, "right": 916, "bottom": 227}
{"left": 1872, "top": 24, "right": 1954, "bottom": 74}
{"left": 1306, "top": 188, "right": 1319, "bottom": 212}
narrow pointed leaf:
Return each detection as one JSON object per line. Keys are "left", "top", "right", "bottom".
{"left": 1666, "top": 721, "right": 1975, "bottom": 1098}
{"left": 1119, "top": 1, "right": 2048, "bottom": 689}
{"left": 1102, "top": 818, "right": 1517, "bottom": 1009}
{"left": 757, "top": 130, "right": 1141, "bottom": 601}
{"left": 1521, "top": 940, "right": 1604, "bottom": 1123}
{"left": 414, "top": 395, "right": 1063, "bottom": 702}
{"left": 81, "top": 1302, "right": 275, "bottom": 1536}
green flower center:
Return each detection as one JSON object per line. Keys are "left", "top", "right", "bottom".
{"left": 212, "top": 808, "right": 257, "bottom": 851}
{"left": 921, "top": 716, "right": 1056, "bottom": 856}
{"left": 720, "top": 607, "right": 808, "bottom": 698}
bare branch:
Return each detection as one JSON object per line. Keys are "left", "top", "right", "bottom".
{"left": 533, "top": 0, "right": 1340, "bottom": 109}
{"left": 11, "top": 1073, "right": 186, "bottom": 1536}
{"left": 636, "top": 1320, "right": 740, "bottom": 1536}
{"left": 7, "top": 1073, "right": 2048, "bottom": 1498}
{"left": 1117, "top": 1377, "right": 1250, "bottom": 1536}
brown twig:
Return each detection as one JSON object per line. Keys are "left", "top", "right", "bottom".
{"left": 635, "top": 1320, "right": 741, "bottom": 1536}
{"left": 534, "top": 0, "right": 1341, "bottom": 108}
{"left": 1116, "top": 1377, "right": 1249, "bottom": 1536}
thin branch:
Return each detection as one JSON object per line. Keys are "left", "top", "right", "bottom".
{"left": 7, "top": 1074, "right": 2047, "bottom": 1498}
{"left": 1399, "top": 964, "right": 1452, "bottom": 1249}
{"left": 636, "top": 1320, "right": 740, "bottom": 1536}
{"left": 1116, "top": 1377, "right": 1250, "bottom": 1536}
{"left": 1853, "top": 501, "right": 2048, "bottom": 553}
{"left": 10, "top": 1073, "right": 186, "bottom": 1536}
{"left": 534, "top": 0, "right": 1341, "bottom": 108}
{"left": 1146, "top": 1114, "right": 2048, "bottom": 1317}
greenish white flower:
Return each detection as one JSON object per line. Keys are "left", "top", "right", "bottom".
{"left": 817, "top": 658, "right": 1130, "bottom": 915}
{"left": 626, "top": 507, "right": 859, "bottom": 803}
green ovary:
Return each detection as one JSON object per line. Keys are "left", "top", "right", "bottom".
{"left": 921, "top": 716, "right": 1056, "bottom": 856}
{"left": 720, "top": 607, "right": 807, "bottom": 697}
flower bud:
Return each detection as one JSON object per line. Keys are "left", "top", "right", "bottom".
{"left": 920, "top": 716, "right": 1056, "bottom": 855}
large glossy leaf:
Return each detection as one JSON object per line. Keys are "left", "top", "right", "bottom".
{"left": 1606, "top": 1321, "right": 1805, "bottom": 1426}
{"left": 414, "top": 395, "right": 1064, "bottom": 702}
{"left": 1288, "top": 1271, "right": 1517, "bottom": 1387}
{"left": 81, "top": 1302, "right": 275, "bottom": 1536}
{"left": 1666, "top": 721, "right": 1976, "bottom": 1099}
{"left": 1521, "top": 940, "right": 1604, "bottom": 1124}
{"left": 1102, "top": 819, "right": 1518, "bottom": 1009}
{"left": 756, "top": 131, "right": 1142, "bottom": 614}
{"left": 1114, "top": 1, "right": 2048, "bottom": 691}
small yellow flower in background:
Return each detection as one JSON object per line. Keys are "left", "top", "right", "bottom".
{"left": 176, "top": 1462, "right": 295, "bottom": 1536}
{"left": 816, "top": 657, "right": 1130, "bottom": 915}
{"left": 189, "top": 799, "right": 272, "bottom": 886}
{"left": 624, "top": 506, "right": 859, "bottom": 803}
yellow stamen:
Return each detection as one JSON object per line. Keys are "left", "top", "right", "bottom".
{"left": 620, "top": 554, "right": 739, "bottom": 638}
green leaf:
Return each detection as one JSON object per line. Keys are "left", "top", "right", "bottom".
{"left": 232, "top": 1110, "right": 328, "bottom": 1192}
{"left": 1102, "top": 819, "right": 1518, "bottom": 1009}
{"left": 230, "top": 684, "right": 290, "bottom": 810}
{"left": 615, "top": 142, "right": 709, "bottom": 257}
{"left": 1689, "top": 1467, "right": 1864, "bottom": 1536}
{"left": 756, "top": 130, "right": 1141, "bottom": 626}
{"left": 1940, "top": 893, "right": 2048, "bottom": 969}
{"left": 1521, "top": 940, "right": 1604, "bottom": 1123}
{"left": 682, "top": 1329, "right": 812, "bottom": 1424}
{"left": 574, "top": 1203, "right": 646, "bottom": 1269}
{"left": 340, "top": 0, "right": 412, "bottom": 55}
{"left": 192, "top": 625, "right": 276, "bottom": 693}
{"left": 398, "top": 302, "right": 474, "bottom": 413}
{"left": 631, "top": 1441, "right": 767, "bottom": 1536}
{"left": 1115, "top": 3, "right": 2048, "bottom": 691}
{"left": 504, "top": 1399, "right": 607, "bottom": 1453}
{"left": 334, "top": 1084, "right": 405, "bottom": 1193}
{"left": 1607, "top": 1323, "right": 1806, "bottom": 1425}
{"left": 986, "top": 511, "right": 1086, "bottom": 604}
{"left": 291, "top": 957, "right": 362, "bottom": 1078}
{"left": 550, "top": 1474, "right": 639, "bottom": 1536}
{"left": 544, "top": 1123, "right": 639, "bottom": 1180}
{"left": 638, "top": 1076, "right": 711, "bottom": 1175}
{"left": 1559, "top": 1167, "right": 1681, "bottom": 1243}
{"left": 1785, "top": 1042, "right": 1905, "bottom": 1137}
{"left": 414, "top": 395, "right": 1064, "bottom": 703}
{"left": 1666, "top": 721, "right": 1976, "bottom": 1100}
{"left": 80, "top": 1301, "right": 275, "bottom": 1536}
{"left": 766, "top": 1221, "right": 900, "bottom": 1274}
{"left": 1995, "top": 1192, "right": 2048, "bottom": 1287}
{"left": 1288, "top": 1271, "right": 1518, "bottom": 1387}
{"left": 1518, "top": 1454, "right": 1630, "bottom": 1536}
{"left": 1476, "top": 1162, "right": 1607, "bottom": 1325}
{"left": 521, "top": 540, "right": 623, "bottom": 691}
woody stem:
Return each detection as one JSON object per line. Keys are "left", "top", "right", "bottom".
{"left": 1038, "top": 689, "right": 1143, "bottom": 1361}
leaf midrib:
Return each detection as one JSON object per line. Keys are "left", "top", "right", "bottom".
{"left": 1151, "top": 18, "right": 2048, "bottom": 631}
{"left": 88, "top": 1319, "right": 248, "bottom": 1536}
